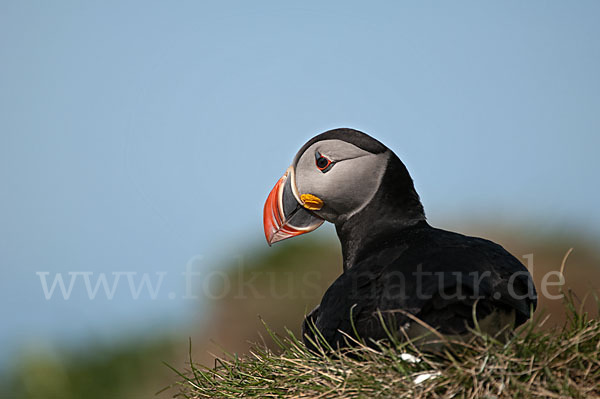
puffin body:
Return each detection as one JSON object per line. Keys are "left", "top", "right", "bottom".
{"left": 263, "top": 128, "right": 537, "bottom": 349}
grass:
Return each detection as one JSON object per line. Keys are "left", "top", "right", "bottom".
{"left": 166, "top": 292, "right": 600, "bottom": 399}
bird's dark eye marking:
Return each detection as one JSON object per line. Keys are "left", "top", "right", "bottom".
{"left": 315, "top": 151, "right": 334, "bottom": 173}
{"left": 316, "top": 156, "right": 329, "bottom": 169}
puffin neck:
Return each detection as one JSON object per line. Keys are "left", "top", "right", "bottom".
{"left": 334, "top": 153, "right": 426, "bottom": 271}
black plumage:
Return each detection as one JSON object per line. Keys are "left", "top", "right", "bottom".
{"left": 302, "top": 219, "right": 536, "bottom": 349}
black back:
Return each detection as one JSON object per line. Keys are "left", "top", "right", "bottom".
{"left": 303, "top": 221, "right": 537, "bottom": 348}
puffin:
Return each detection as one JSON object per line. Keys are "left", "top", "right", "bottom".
{"left": 263, "top": 128, "right": 537, "bottom": 350}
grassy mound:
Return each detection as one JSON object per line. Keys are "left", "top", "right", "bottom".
{"left": 168, "top": 296, "right": 600, "bottom": 399}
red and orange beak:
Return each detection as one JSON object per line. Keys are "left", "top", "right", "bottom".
{"left": 263, "top": 167, "right": 324, "bottom": 245}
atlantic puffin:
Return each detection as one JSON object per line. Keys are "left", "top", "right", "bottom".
{"left": 263, "top": 128, "right": 537, "bottom": 350}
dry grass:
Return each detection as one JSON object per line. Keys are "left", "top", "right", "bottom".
{"left": 167, "top": 293, "right": 600, "bottom": 399}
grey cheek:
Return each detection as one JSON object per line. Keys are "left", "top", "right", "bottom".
{"left": 295, "top": 169, "right": 317, "bottom": 197}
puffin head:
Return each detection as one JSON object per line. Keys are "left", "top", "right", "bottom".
{"left": 263, "top": 128, "right": 424, "bottom": 245}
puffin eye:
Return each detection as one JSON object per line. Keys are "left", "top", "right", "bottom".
{"left": 315, "top": 151, "right": 334, "bottom": 173}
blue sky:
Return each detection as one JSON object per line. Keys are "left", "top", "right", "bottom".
{"left": 1, "top": 1, "right": 599, "bottom": 364}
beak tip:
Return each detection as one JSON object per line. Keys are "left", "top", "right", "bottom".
{"left": 265, "top": 235, "right": 273, "bottom": 246}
